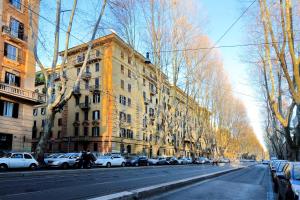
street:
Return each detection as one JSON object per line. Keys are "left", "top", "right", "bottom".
{"left": 0, "top": 163, "right": 239, "bottom": 200}
{"left": 149, "top": 164, "right": 274, "bottom": 200}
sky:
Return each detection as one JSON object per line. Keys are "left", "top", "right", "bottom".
{"left": 37, "top": 0, "right": 267, "bottom": 150}
{"left": 201, "top": 0, "right": 266, "bottom": 150}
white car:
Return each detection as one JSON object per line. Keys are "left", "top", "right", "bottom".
{"left": 44, "top": 153, "right": 64, "bottom": 165}
{"left": 178, "top": 157, "right": 189, "bottom": 165}
{"left": 47, "top": 153, "right": 80, "bottom": 169}
{"left": 95, "top": 155, "right": 126, "bottom": 168}
{"left": 0, "top": 152, "right": 39, "bottom": 171}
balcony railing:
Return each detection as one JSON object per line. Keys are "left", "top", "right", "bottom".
{"left": 79, "top": 102, "right": 91, "bottom": 110}
{"left": 0, "top": 82, "right": 45, "bottom": 104}
{"left": 72, "top": 52, "right": 101, "bottom": 66}
{"left": 90, "top": 85, "right": 100, "bottom": 93}
{"left": 81, "top": 71, "right": 91, "bottom": 80}
{"left": 2, "top": 25, "right": 27, "bottom": 42}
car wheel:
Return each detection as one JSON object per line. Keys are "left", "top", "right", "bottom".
{"left": 121, "top": 162, "right": 125, "bottom": 167}
{"left": 106, "top": 162, "right": 111, "bottom": 168}
{"left": 62, "top": 163, "right": 69, "bottom": 170}
{"left": 135, "top": 163, "right": 139, "bottom": 167}
{"left": 29, "top": 164, "right": 38, "bottom": 170}
{"left": 0, "top": 164, "right": 8, "bottom": 172}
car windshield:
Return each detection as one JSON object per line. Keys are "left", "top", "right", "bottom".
{"left": 99, "top": 156, "right": 110, "bottom": 159}
{"left": 293, "top": 164, "right": 300, "bottom": 180}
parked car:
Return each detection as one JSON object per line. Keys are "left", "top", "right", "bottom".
{"left": 129, "top": 156, "right": 149, "bottom": 166}
{"left": 0, "top": 152, "right": 39, "bottom": 171}
{"left": 178, "top": 157, "right": 188, "bottom": 165}
{"left": 44, "top": 153, "right": 64, "bottom": 165}
{"left": 148, "top": 158, "right": 159, "bottom": 165}
{"left": 273, "top": 160, "right": 288, "bottom": 193}
{"left": 196, "top": 157, "right": 210, "bottom": 164}
{"left": 277, "top": 162, "right": 300, "bottom": 200}
{"left": 47, "top": 153, "right": 80, "bottom": 169}
{"left": 219, "top": 158, "right": 230, "bottom": 163}
{"left": 95, "top": 155, "right": 126, "bottom": 168}
{"left": 166, "top": 157, "right": 179, "bottom": 165}
{"left": 157, "top": 157, "right": 169, "bottom": 165}
{"left": 271, "top": 160, "right": 285, "bottom": 181}
{"left": 262, "top": 160, "right": 270, "bottom": 165}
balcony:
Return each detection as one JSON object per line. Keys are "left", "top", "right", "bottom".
{"left": 144, "top": 98, "right": 150, "bottom": 105}
{"left": 81, "top": 71, "right": 91, "bottom": 80}
{"left": 150, "top": 87, "right": 157, "bottom": 95}
{"left": 2, "top": 25, "right": 27, "bottom": 44}
{"left": 79, "top": 102, "right": 90, "bottom": 110}
{"left": 144, "top": 71, "right": 157, "bottom": 82}
{"left": 73, "top": 120, "right": 80, "bottom": 127}
{"left": 82, "top": 120, "right": 89, "bottom": 126}
{"left": 72, "top": 52, "right": 101, "bottom": 66}
{"left": 90, "top": 85, "right": 100, "bottom": 93}
{"left": 73, "top": 86, "right": 81, "bottom": 96}
{"left": 0, "top": 82, "right": 45, "bottom": 105}
{"left": 92, "top": 120, "right": 100, "bottom": 126}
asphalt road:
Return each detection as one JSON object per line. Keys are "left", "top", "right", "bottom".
{"left": 0, "top": 163, "right": 239, "bottom": 200}
{"left": 149, "top": 164, "right": 274, "bottom": 200}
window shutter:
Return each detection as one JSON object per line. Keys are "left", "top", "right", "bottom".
{"left": 12, "top": 103, "right": 19, "bottom": 118}
{"left": 15, "top": 76, "right": 20, "bottom": 87}
{"left": 4, "top": 43, "right": 7, "bottom": 56}
{"left": 18, "top": 22, "right": 24, "bottom": 40}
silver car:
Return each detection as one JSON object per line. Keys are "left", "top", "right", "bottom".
{"left": 47, "top": 153, "right": 80, "bottom": 169}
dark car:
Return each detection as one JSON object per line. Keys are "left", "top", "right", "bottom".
{"left": 127, "top": 156, "right": 149, "bottom": 166}
{"left": 166, "top": 157, "right": 179, "bottom": 165}
{"left": 271, "top": 160, "right": 285, "bottom": 181}
{"left": 277, "top": 162, "right": 300, "bottom": 200}
{"left": 273, "top": 161, "right": 288, "bottom": 193}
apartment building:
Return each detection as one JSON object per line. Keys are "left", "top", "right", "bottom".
{"left": 0, "top": 0, "right": 42, "bottom": 151}
{"left": 33, "top": 33, "right": 209, "bottom": 157}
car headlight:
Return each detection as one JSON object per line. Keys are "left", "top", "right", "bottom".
{"left": 53, "top": 161, "right": 60, "bottom": 165}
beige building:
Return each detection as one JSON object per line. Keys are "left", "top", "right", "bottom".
{"left": 33, "top": 33, "right": 209, "bottom": 157}
{"left": 0, "top": 0, "right": 42, "bottom": 151}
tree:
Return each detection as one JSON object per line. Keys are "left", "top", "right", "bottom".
{"left": 29, "top": 0, "right": 107, "bottom": 163}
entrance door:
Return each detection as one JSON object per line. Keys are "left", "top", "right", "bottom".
{"left": 0, "top": 133, "right": 12, "bottom": 150}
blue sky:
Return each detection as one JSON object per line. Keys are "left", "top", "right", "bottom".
{"left": 201, "top": 0, "right": 266, "bottom": 150}
{"left": 37, "top": 0, "right": 266, "bottom": 150}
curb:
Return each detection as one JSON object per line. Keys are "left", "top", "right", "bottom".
{"left": 88, "top": 167, "right": 244, "bottom": 200}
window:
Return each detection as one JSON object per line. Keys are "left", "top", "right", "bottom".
{"left": 92, "top": 127, "right": 100, "bottom": 137}
{"left": 33, "top": 109, "right": 38, "bottom": 116}
{"left": 128, "top": 69, "right": 131, "bottom": 78}
{"left": 11, "top": 154, "right": 23, "bottom": 159}
{"left": 10, "top": 0, "right": 21, "bottom": 10}
{"left": 83, "top": 127, "right": 89, "bottom": 136}
{"left": 127, "top": 114, "right": 131, "bottom": 123}
{"left": 95, "top": 77, "right": 99, "bottom": 87}
{"left": 121, "top": 80, "right": 124, "bottom": 89}
{"left": 120, "top": 128, "right": 126, "bottom": 137}
{"left": 0, "top": 100, "right": 18, "bottom": 118}
{"left": 86, "top": 66, "right": 90, "bottom": 73}
{"left": 143, "top": 91, "right": 146, "bottom": 100}
{"left": 119, "top": 112, "right": 126, "bottom": 122}
{"left": 84, "top": 111, "right": 88, "bottom": 120}
{"left": 121, "top": 51, "right": 124, "bottom": 59}
{"left": 77, "top": 68, "right": 80, "bottom": 75}
{"left": 58, "top": 118, "right": 62, "bottom": 126}
{"left": 128, "top": 98, "right": 131, "bottom": 107}
{"left": 128, "top": 56, "right": 132, "bottom": 64}
{"left": 149, "top": 108, "right": 154, "bottom": 117}
{"left": 126, "top": 129, "right": 133, "bottom": 139}
{"left": 128, "top": 84, "right": 131, "bottom": 92}
{"left": 85, "top": 80, "right": 89, "bottom": 90}
{"left": 75, "top": 97, "right": 80, "bottom": 105}
{"left": 119, "top": 95, "right": 126, "bottom": 105}
{"left": 93, "top": 110, "right": 100, "bottom": 120}
{"left": 75, "top": 112, "right": 79, "bottom": 121}
{"left": 41, "top": 108, "right": 46, "bottom": 115}
{"left": 4, "top": 43, "right": 18, "bottom": 61}
{"left": 93, "top": 143, "right": 98, "bottom": 151}
{"left": 42, "top": 119, "right": 45, "bottom": 127}
{"left": 121, "top": 65, "right": 124, "bottom": 74}
{"left": 143, "top": 78, "right": 146, "bottom": 86}
{"left": 10, "top": 17, "right": 24, "bottom": 40}
{"left": 74, "top": 127, "right": 79, "bottom": 136}
{"left": 95, "top": 63, "right": 100, "bottom": 72}
{"left": 143, "top": 66, "right": 145, "bottom": 73}
{"left": 93, "top": 93, "right": 100, "bottom": 103}
{"left": 57, "top": 131, "right": 61, "bottom": 138}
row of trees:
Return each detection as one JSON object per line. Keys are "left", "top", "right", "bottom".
{"left": 32, "top": 0, "right": 263, "bottom": 162}
{"left": 249, "top": 0, "right": 300, "bottom": 160}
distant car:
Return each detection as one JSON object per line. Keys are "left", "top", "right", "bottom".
{"left": 95, "top": 155, "right": 126, "bottom": 168}
{"left": 148, "top": 158, "right": 159, "bottom": 165}
{"left": 262, "top": 160, "right": 270, "bottom": 165}
{"left": 178, "top": 157, "right": 188, "bottom": 165}
{"left": 47, "top": 153, "right": 80, "bottom": 169}
{"left": 0, "top": 152, "right": 39, "bottom": 171}
{"left": 196, "top": 157, "right": 210, "bottom": 164}
{"left": 277, "top": 162, "right": 300, "bottom": 200}
{"left": 166, "top": 157, "right": 179, "bottom": 165}
{"left": 219, "top": 158, "right": 230, "bottom": 163}
{"left": 44, "top": 153, "right": 64, "bottom": 165}
{"left": 130, "top": 156, "right": 149, "bottom": 166}
{"left": 186, "top": 158, "right": 193, "bottom": 164}
{"left": 157, "top": 157, "right": 169, "bottom": 165}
